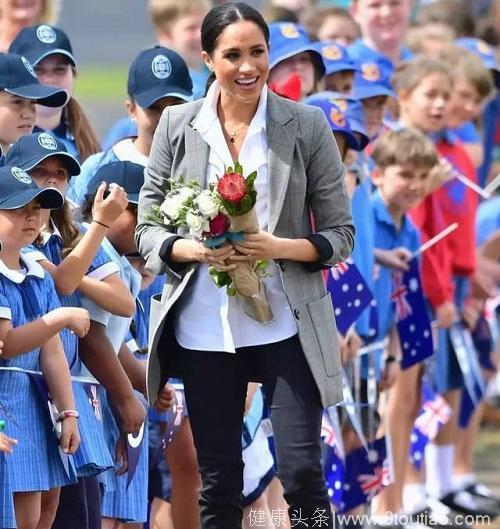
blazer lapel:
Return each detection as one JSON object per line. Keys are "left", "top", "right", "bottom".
{"left": 267, "top": 92, "right": 297, "bottom": 233}
{"left": 184, "top": 123, "right": 209, "bottom": 187}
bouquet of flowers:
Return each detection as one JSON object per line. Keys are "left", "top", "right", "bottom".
{"left": 148, "top": 164, "right": 272, "bottom": 323}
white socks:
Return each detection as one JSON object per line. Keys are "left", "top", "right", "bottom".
{"left": 425, "top": 444, "right": 455, "bottom": 499}
{"left": 403, "top": 483, "right": 428, "bottom": 514}
{"left": 453, "top": 473, "right": 475, "bottom": 490}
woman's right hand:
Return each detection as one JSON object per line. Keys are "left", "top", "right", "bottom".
{"left": 63, "top": 308, "right": 91, "bottom": 338}
{"left": 172, "top": 239, "right": 237, "bottom": 271}
{"left": 92, "top": 182, "right": 129, "bottom": 227}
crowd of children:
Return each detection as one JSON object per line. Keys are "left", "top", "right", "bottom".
{"left": 0, "top": 0, "right": 499, "bottom": 528}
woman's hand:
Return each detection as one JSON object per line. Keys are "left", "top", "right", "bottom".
{"left": 231, "top": 232, "right": 285, "bottom": 262}
{"left": 171, "top": 239, "right": 236, "bottom": 271}
{"left": 60, "top": 417, "right": 80, "bottom": 454}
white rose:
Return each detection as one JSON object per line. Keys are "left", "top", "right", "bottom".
{"left": 178, "top": 187, "right": 196, "bottom": 201}
{"left": 160, "top": 194, "right": 184, "bottom": 220}
{"left": 186, "top": 211, "right": 209, "bottom": 237}
{"left": 196, "top": 190, "right": 219, "bottom": 219}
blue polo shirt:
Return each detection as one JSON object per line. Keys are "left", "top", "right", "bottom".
{"left": 371, "top": 190, "right": 421, "bottom": 339}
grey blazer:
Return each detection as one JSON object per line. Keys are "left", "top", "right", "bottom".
{"left": 136, "top": 90, "right": 355, "bottom": 409}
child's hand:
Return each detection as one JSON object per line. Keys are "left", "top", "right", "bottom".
{"left": 114, "top": 434, "right": 128, "bottom": 476}
{"left": 379, "top": 358, "right": 399, "bottom": 391}
{"left": 64, "top": 308, "right": 90, "bottom": 337}
{"left": 428, "top": 158, "right": 455, "bottom": 192}
{"left": 462, "top": 300, "right": 480, "bottom": 331}
{"left": 60, "top": 417, "right": 80, "bottom": 454}
{"left": 154, "top": 384, "right": 176, "bottom": 412}
{"left": 92, "top": 182, "right": 129, "bottom": 227}
{"left": 435, "top": 301, "right": 456, "bottom": 329}
{"left": 113, "top": 393, "right": 146, "bottom": 434}
{"left": 374, "top": 247, "right": 412, "bottom": 271}
{"left": 0, "top": 432, "right": 17, "bottom": 454}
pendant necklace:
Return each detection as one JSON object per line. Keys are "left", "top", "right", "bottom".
{"left": 228, "top": 123, "right": 247, "bottom": 143}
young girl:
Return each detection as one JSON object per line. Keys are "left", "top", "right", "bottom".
{"left": 0, "top": 164, "right": 89, "bottom": 529}
{"left": 5, "top": 130, "right": 135, "bottom": 529}
{"left": 9, "top": 24, "right": 101, "bottom": 161}
{"left": 0, "top": 52, "right": 66, "bottom": 154}
{"left": 267, "top": 21, "right": 325, "bottom": 101}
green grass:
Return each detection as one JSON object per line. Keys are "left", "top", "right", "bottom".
{"left": 75, "top": 65, "right": 128, "bottom": 101}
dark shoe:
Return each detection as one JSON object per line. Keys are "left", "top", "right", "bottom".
{"left": 440, "top": 489, "right": 500, "bottom": 518}
{"left": 420, "top": 498, "right": 474, "bottom": 529}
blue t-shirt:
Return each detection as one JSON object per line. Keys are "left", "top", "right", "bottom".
{"left": 476, "top": 196, "right": 500, "bottom": 247}
{"left": 479, "top": 95, "right": 500, "bottom": 188}
{"left": 450, "top": 121, "right": 480, "bottom": 143}
{"left": 371, "top": 190, "right": 421, "bottom": 339}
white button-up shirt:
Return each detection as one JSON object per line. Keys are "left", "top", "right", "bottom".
{"left": 174, "top": 81, "right": 298, "bottom": 353}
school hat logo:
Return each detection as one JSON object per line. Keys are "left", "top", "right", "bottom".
{"left": 11, "top": 167, "right": 32, "bottom": 184}
{"left": 331, "top": 98, "right": 348, "bottom": 112}
{"left": 322, "top": 45, "right": 342, "bottom": 61}
{"left": 476, "top": 40, "right": 493, "bottom": 56}
{"left": 151, "top": 55, "right": 172, "bottom": 80}
{"left": 361, "top": 62, "right": 380, "bottom": 81}
{"left": 38, "top": 133, "right": 58, "bottom": 151}
{"left": 330, "top": 107, "right": 346, "bottom": 128}
{"left": 36, "top": 25, "right": 57, "bottom": 44}
{"left": 280, "top": 23, "right": 300, "bottom": 39}
{"left": 21, "top": 56, "right": 37, "bottom": 78}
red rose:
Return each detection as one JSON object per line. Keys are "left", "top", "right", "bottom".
{"left": 217, "top": 172, "right": 247, "bottom": 204}
{"left": 209, "top": 213, "right": 229, "bottom": 237}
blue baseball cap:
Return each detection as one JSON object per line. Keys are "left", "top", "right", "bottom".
{"left": 0, "top": 53, "right": 67, "bottom": 107}
{"left": 268, "top": 22, "right": 325, "bottom": 78}
{"left": 6, "top": 132, "right": 80, "bottom": 177}
{"left": 303, "top": 94, "right": 360, "bottom": 151}
{"left": 88, "top": 161, "right": 144, "bottom": 204}
{"left": 314, "top": 91, "right": 370, "bottom": 150}
{"left": 9, "top": 25, "right": 76, "bottom": 67}
{"left": 128, "top": 46, "right": 193, "bottom": 109}
{"left": 353, "top": 61, "right": 395, "bottom": 100}
{"left": 0, "top": 165, "right": 64, "bottom": 210}
{"left": 314, "top": 41, "right": 359, "bottom": 76}
{"left": 455, "top": 37, "right": 500, "bottom": 88}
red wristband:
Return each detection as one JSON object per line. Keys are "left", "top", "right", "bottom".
{"left": 57, "top": 410, "right": 79, "bottom": 422}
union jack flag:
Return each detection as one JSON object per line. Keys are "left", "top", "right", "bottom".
{"left": 321, "top": 415, "right": 338, "bottom": 447}
{"left": 358, "top": 466, "right": 384, "bottom": 500}
{"left": 391, "top": 271, "right": 412, "bottom": 321}
{"left": 414, "top": 393, "right": 451, "bottom": 440}
{"left": 331, "top": 260, "right": 350, "bottom": 280}
{"left": 87, "top": 384, "right": 102, "bottom": 421}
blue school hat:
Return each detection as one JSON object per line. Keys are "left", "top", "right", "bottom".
{"left": 455, "top": 37, "right": 500, "bottom": 88}
{"left": 5, "top": 132, "right": 80, "bottom": 177}
{"left": 128, "top": 46, "right": 193, "bottom": 109}
{"left": 0, "top": 53, "right": 67, "bottom": 107}
{"left": 268, "top": 22, "right": 325, "bottom": 77}
{"left": 303, "top": 94, "right": 360, "bottom": 151}
{"left": 88, "top": 161, "right": 144, "bottom": 204}
{"left": 9, "top": 25, "right": 76, "bottom": 67}
{"left": 0, "top": 165, "right": 64, "bottom": 210}
{"left": 353, "top": 61, "right": 395, "bottom": 100}
{"left": 314, "top": 41, "right": 359, "bottom": 76}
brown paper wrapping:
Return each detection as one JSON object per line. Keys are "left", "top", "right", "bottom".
{"left": 228, "top": 208, "right": 273, "bottom": 323}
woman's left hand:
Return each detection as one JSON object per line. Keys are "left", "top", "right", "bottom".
{"left": 231, "top": 232, "right": 284, "bottom": 262}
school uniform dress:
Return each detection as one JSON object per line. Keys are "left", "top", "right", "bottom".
{"left": 80, "top": 234, "right": 147, "bottom": 523}
{"left": 25, "top": 224, "right": 115, "bottom": 477}
{"left": 0, "top": 253, "right": 78, "bottom": 526}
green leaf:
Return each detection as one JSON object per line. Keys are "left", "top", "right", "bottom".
{"left": 226, "top": 284, "right": 237, "bottom": 296}
{"left": 245, "top": 171, "right": 257, "bottom": 189}
{"left": 234, "top": 161, "right": 243, "bottom": 174}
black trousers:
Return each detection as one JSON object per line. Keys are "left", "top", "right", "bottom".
{"left": 178, "top": 334, "right": 333, "bottom": 529}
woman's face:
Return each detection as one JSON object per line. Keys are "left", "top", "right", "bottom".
{"left": 268, "top": 52, "right": 315, "bottom": 100}
{"left": 398, "top": 72, "right": 452, "bottom": 134}
{"left": 351, "top": 0, "right": 410, "bottom": 52}
{"left": 203, "top": 19, "right": 269, "bottom": 108}
{"left": 0, "top": 91, "right": 35, "bottom": 151}
{"left": 0, "top": 0, "right": 43, "bottom": 23}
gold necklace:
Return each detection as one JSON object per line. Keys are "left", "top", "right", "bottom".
{"left": 226, "top": 123, "right": 248, "bottom": 143}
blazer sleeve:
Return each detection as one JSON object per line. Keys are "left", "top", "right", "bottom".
{"left": 135, "top": 108, "right": 190, "bottom": 278}
{"left": 305, "top": 108, "right": 355, "bottom": 267}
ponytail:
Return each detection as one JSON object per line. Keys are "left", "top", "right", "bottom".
{"left": 65, "top": 97, "right": 101, "bottom": 162}
{"left": 204, "top": 71, "right": 217, "bottom": 96}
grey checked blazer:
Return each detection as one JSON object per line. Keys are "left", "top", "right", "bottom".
{"left": 136, "top": 90, "right": 355, "bottom": 409}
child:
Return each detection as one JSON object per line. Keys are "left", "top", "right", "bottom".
{"left": 0, "top": 164, "right": 90, "bottom": 529}
{"left": 309, "top": 5, "right": 360, "bottom": 46}
{"left": 0, "top": 52, "right": 66, "bottom": 154}
{"left": 315, "top": 41, "right": 359, "bottom": 94}
{"left": 5, "top": 131, "right": 136, "bottom": 529}
{"left": 9, "top": 24, "right": 101, "bottom": 161}
{"left": 368, "top": 128, "right": 438, "bottom": 527}
{"left": 267, "top": 22, "right": 325, "bottom": 101}
{"left": 69, "top": 46, "right": 193, "bottom": 205}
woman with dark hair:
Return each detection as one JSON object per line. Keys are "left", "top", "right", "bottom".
{"left": 136, "top": 2, "right": 354, "bottom": 527}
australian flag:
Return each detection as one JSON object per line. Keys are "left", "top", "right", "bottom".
{"left": 337, "top": 437, "right": 388, "bottom": 513}
{"left": 391, "top": 259, "right": 433, "bottom": 369}
{"left": 322, "top": 412, "right": 345, "bottom": 509}
{"left": 327, "top": 258, "right": 374, "bottom": 336}
{"left": 410, "top": 382, "right": 452, "bottom": 470}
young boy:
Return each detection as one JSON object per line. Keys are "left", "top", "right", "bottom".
{"left": 315, "top": 41, "right": 359, "bottom": 94}
{"left": 368, "top": 128, "right": 439, "bottom": 527}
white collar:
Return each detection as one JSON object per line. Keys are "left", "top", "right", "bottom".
{"left": 112, "top": 138, "right": 148, "bottom": 167}
{"left": 0, "top": 252, "right": 45, "bottom": 283}
{"left": 192, "top": 80, "right": 268, "bottom": 137}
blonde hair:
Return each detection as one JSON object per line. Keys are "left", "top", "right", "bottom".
{"left": 372, "top": 128, "right": 439, "bottom": 171}
{"left": 40, "top": 0, "right": 61, "bottom": 25}
{"left": 148, "top": 0, "right": 211, "bottom": 32}
{"left": 392, "top": 57, "right": 453, "bottom": 95}
{"left": 65, "top": 97, "right": 100, "bottom": 162}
